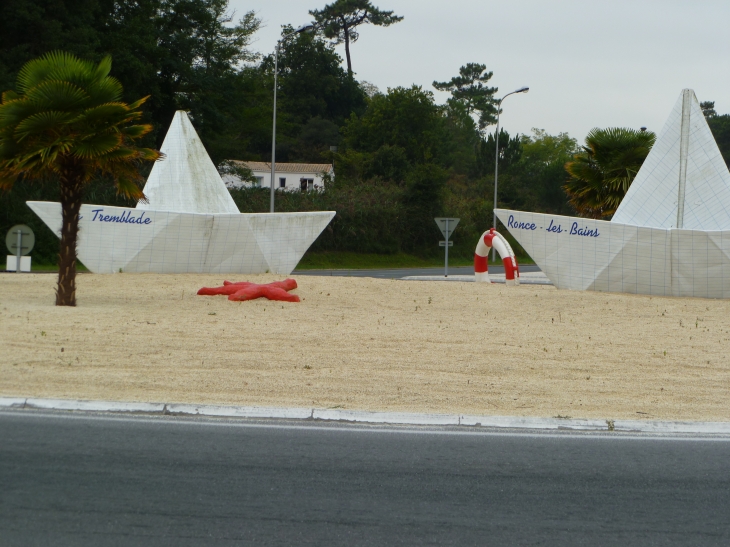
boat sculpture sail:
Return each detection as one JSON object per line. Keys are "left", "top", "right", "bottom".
{"left": 498, "top": 90, "right": 730, "bottom": 298}
{"left": 27, "top": 112, "right": 335, "bottom": 274}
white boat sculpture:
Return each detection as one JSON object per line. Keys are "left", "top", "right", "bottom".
{"left": 27, "top": 111, "right": 335, "bottom": 274}
{"left": 498, "top": 89, "right": 730, "bottom": 298}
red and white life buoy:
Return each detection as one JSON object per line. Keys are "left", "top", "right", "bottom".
{"left": 474, "top": 228, "right": 520, "bottom": 285}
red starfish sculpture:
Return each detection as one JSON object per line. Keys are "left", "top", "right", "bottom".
{"left": 197, "top": 279, "right": 300, "bottom": 302}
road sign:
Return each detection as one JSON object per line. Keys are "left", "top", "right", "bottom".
{"left": 6, "top": 224, "right": 34, "bottom": 273}
{"left": 434, "top": 217, "right": 460, "bottom": 239}
{"left": 6, "top": 225, "right": 34, "bottom": 255}
{"left": 434, "top": 218, "right": 459, "bottom": 277}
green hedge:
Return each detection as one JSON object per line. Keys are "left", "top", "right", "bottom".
{"left": 1, "top": 179, "right": 527, "bottom": 266}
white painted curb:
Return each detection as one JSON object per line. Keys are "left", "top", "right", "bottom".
{"left": 0, "top": 397, "right": 26, "bottom": 408}
{"left": 2, "top": 397, "right": 729, "bottom": 435}
{"left": 459, "top": 415, "right": 607, "bottom": 430}
{"left": 314, "top": 409, "right": 458, "bottom": 425}
{"left": 613, "top": 419, "right": 730, "bottom": 434}
{"left": 166, "top": 403, "right": 312, "bottom": 420}
{"left": 25, "top": 398, "right": 165, "bottom": 413}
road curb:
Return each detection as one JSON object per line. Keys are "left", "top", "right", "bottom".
{"left": 2, "top": 397, "right": 730, "bottom": 434}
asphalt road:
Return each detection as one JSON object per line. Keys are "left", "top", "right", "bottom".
{"left": 294, "top": 264, "right": 542, "bottom": 278}
{"left": 1, "top": 411, "right": 729, "bottom": 546}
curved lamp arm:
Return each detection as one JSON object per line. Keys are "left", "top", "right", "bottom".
{"left": 492, "top": 86, "right": 529, "bottom": 258}
{"left": 269, "top": 25, "right": 315, "bottom": 212}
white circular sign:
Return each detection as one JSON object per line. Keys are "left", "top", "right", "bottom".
{"left": 5, "top": 224, "right": 35, "bottom": 256}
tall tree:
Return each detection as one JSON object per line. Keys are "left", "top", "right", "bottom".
{"left": 343, "top": 85, "right": 452, "bottom": 169}
{"left": 563, "top": 128, "right": 655, "bottom": 219}
{"left": 100, "top": 0, "right": 264, "bottom": 164}
{"left": 700, "top": 101, "right": 717, "bottom": 118}
{"left": 262, "top": 26, "right": 365, "bottom": 130}
{"left": 0, "top": 0, "right": 102, "bottom": 91}
{"left": 259, "top": 26, "right": 367, "bottom": 163}
{"left": 309, "top": 0, "right": 403, "bottom": 75}
{"left": 433, "top": 63, "right": 498, "bottom": 134}
{"left": 496, "top": 129, "right": 578, "bottom": 214}
{"left": 0, "top": 0, "right": 263, "bottom": 164}
{"left": 701, "top": 99, "right": 730, "bottom": 168}
{"left": 0, "top": 51, "right": 160, "bottom": 306}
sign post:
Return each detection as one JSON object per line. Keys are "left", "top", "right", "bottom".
{"left": 434, "top": 217, "right": 460, "bottom": 277}
{"left": 5, "top": 224, "right": 35, "bottom": 272}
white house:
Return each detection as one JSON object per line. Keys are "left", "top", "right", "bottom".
{"left": 223, "top": 161, "right": 333, "bottom": 192}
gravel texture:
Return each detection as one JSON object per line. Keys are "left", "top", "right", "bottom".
{"left": 1, "top": 272, "right": 729, "bottom": 421}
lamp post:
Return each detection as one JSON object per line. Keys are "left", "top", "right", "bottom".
{"left": 270, "top": 24, "right": 314, "bottom": 213}
{"left": 492, "top": 86, "right": 528, "bottom": 259}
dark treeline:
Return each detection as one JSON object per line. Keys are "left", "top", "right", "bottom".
{"left": 2, "top": 0, "right": 729, "bottom": 264}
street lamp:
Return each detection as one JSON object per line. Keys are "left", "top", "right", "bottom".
{"left": 270, "top": 24, "right": 315, "bottom": 213}
{"left": 492, "top": 86, "right": 528, "bottom": 259}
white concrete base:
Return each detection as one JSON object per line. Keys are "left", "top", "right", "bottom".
{"left": 3, "top": 397, "right": 730, "bottom": 435}
{"left": 474, "top": 271, "right": 490, "bottom": 283}
{"left": 5, "top": 256, "right": 31, "bottom": 272}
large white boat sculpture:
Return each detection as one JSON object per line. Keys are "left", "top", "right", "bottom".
{"left": 27, "top": 111, "right": 335, "bottom": 274}
{"left": 498, "top": 89, "right": 730, "bottom": 299}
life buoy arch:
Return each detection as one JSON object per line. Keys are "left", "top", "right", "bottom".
{"left": 474, "top": 228, "right": 520, "bottom": 285}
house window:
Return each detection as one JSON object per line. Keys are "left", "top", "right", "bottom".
{"left": 300, "top": 178, "right": 314, "bottom": 191}
{"left": 253, "top": 176, "right": 263, "bottom": 188}
{"left": 279, "top": 177, "right": 286, "bottom": 188}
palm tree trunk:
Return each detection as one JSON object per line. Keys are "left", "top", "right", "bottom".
{"left": 56, "top": 165, "right": 83, "bottom": 306}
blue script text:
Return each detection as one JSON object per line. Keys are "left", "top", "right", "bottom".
{"left": 91, "top": 209, "right": 152, "bottom": 225}
{"left": 546, "top": 219, "right": 563, "bottom": 233}
{"left": 507, "top": 215, "right": 537, "bottom": 231}
{"left": 569, "top": 222, "right": 599, "bottom": 237}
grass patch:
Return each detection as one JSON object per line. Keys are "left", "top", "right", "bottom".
{"left": 3, "top": 261, "right": 89, "bottom": 273}
{"left": 13, "top": 254, "right": 533, "bottom": 273}
{"left": 296, "top": 251, "right": 534, "bottom": 270}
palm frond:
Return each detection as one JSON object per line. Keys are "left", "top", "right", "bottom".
{"left": 93, "top": 55, "right": 113, "bottom": 82}
{"left": 2, "top": 90, "right": 20, "bottom": 102}
{"left": 120, "top": 124, "right": 153, "bottom": 139}
{"left": 17, "top": 51, "right": 92, "bottom": 92}
{"left": 86, "top": 76, "right": 123, "bottom": 105}
{"left": 114, "top": 176, "right": 146, "bottom": 201}
{"left": 14, "top": 111, "right": 78, "bottom": 141}
{"left": 564, "top": 127, "right": 656, "bottom": 218}
{"left": 25, "top": 80, "right": 89, "bottom": 111}
{"left": 127, "top": 96, "right": 150, "bottom": 110}
{"left": 80, "top": 103, "right": 131, "bottom": 125}
{"left": 5, "top": 50, "right": 160, "bottom": 202}
{"left": 73, "top": 133, "right": 123, "bottom": 158}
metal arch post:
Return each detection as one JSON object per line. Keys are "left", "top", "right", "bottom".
{"left": 444, "top": 218, "right": 450, "bottom": 277}
{"left": 492, "top": 103, "right": 502, "bottom": 262}
{"left": 15, "top": 229, "right": 22, "bottom": 273}
{"left": 491, "top": 87, "right": 528, "bottom": 260}
{"left": 270, "top": 42, "right": 280, "bottom": 213}
{"left": 269, "top": 25, "right": 313, "bottom": 214}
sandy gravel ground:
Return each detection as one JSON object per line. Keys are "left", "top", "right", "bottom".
{"left": 1, "top": 273, "right": 729, "bottom": 421}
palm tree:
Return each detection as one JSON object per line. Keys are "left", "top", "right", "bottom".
{"left": 0, "top": 51, "right": 160, "bottom": 306}
{"left": 563, "top": 128, "right": 655, "bottom": 219}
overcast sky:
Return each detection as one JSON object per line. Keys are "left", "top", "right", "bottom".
{"left": 229, "top": 0, "right": 729, "bottom": 141}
